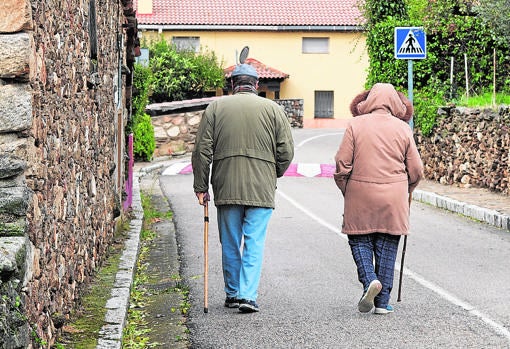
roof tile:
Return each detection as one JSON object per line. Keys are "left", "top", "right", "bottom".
{"left": 135, "top": 0, "right": 363, "bottom": 27}
{"left": 224, "top": 58, "right": 289, "bottom": 80}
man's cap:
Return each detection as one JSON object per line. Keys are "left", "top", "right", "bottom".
{"left": 231, "top": 64, "right": 258, "bottom": 79}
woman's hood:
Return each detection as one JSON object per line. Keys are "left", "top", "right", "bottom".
{"left": 350, "top": 83, "right": 413, "bottom": 122}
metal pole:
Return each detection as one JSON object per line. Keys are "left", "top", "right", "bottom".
{"left": 407, "top": 59, "right": 414, "bottom": 126}
{"left": 398, "top": 59, "right": 414, "bottom": 302}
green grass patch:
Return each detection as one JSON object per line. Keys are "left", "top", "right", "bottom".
{"left": 123, "top": 192, "right": 178, "bottom": 349}
{"left": 456, "top": 92, "right": 510, "bottom": 108}
{"left": 57, "top": 218, "right": 131, "bottom": 348}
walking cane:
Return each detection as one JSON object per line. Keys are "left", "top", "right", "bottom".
{"left": 203, "top": 201, "right": 209, "bottom": 313}
{"left": 397, "top": 193, "right": 412, "bottom": 302}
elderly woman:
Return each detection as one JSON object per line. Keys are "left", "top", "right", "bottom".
{"left": 334, "top": 83, "right": 424, "bottom": 315}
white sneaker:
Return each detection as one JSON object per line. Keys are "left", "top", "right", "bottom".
{"left": 374, "top": 305, "right": 394, "bottom": 315}
{"left": 358, "top": 280, "right": 382, "bottom": 313}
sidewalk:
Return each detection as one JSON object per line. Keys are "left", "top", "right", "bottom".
{"left": 414, "top": 179, "right": 510, "bottom": 230}
{"left": 96, "top": 158, "right": 510, "bottom": 348}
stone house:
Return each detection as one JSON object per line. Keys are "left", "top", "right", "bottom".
{"left": 0, "top": 0, "right": 139, "bottom": 347}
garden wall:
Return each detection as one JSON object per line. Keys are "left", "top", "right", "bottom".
{"left": 149, "top": 98, "right": 303, "bottom": 158}
{"left": 416, "top": 106, "right": 510, "bottom": 194}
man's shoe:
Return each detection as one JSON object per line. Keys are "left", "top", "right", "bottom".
{"left": 238, "top": 299, "right": 259, "bottom": 313}
{"left": 358, "top": 279, "right": 382, "bottom": 313}
{"left": 374, "top": 305, "right": 394, "bottom": 315}
{"left": 224, "top": 297, "right": 240, "bottom": 308}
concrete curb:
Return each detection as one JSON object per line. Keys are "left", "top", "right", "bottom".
{"left": 413, "top": 189, "right": 510, "bottom": 231}
{"left": 96, "top": 173, "right": 143, "bottom": 349}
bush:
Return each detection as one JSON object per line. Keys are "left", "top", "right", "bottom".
{"left": 132, "top": 113, "right": 155, "bottom": 161}
{"left": 361, "top": 0, "right": 510, "bottom": 136}
{"left": 148, "top": 38, "right": 225, "bottom": 102}
{"left": 130, "top": 63, "right": 155, "bottom": 161}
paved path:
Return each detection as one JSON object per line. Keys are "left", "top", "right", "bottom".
{"left": 96, "top": 157, "right": 510, "bottom": 348}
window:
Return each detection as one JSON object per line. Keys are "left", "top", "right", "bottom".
{"left": 89, "top": 0, "right": 97, "bottom": 60}
{"left": 135, "top": 48, "right": 150, "bottom": 67}
{"left": 87, "top": 0, "right": 100, "bottom": 88}
{"left": 172, "top": 36, "right": 200, "bottom": 52}
{"left": 302, "top": 37, "right": 329, "bottom": 54}
{"left": 314, "top": 91, "right": 334, "bottom": 118}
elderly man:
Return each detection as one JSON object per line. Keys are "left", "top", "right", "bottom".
{"left": 192, "top": 63, "right": 294, "bottom": 313}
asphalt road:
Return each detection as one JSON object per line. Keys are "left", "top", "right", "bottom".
{"left": 159, "top": 128, "right": 510, "bottom": 348}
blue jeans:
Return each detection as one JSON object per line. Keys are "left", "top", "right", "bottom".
{"left": 217, "top": 205, "right": 273, "bottom": 302}
{"left": 348, "top": 233, "right": 401, "bottom": 308}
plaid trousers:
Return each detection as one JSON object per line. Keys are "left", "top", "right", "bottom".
{"left": 348, "top": 233, "right": 401, "bottom": 308}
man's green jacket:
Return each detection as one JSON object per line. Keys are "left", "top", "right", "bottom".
{"left": 192, "top": 92, "right": 294, "bottom": 208}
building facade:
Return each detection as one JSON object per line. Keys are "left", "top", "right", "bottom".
{"left": 135, "top": 0, "right": 368, "bottom": 125}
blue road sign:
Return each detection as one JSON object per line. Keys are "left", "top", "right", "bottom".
{"left": 395, "top": 27, "right": 426, "bottom": 60}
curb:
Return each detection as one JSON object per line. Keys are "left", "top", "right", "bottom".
{"left": 96, "top": 173, "right": 143, "bottom": 349}
{"left": 413, "top": 189, "right": 510, "bottom": 231}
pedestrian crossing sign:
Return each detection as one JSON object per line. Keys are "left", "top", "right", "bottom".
{"left": 394, "top": 27, "right": 426, "bottom": 60}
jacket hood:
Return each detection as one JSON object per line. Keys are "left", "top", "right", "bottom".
{"left": 350, "top": 83, "right": 413, "bottom": 122}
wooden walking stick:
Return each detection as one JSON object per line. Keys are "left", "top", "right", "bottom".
{"left": 203, "top": 201, "right": 209, "bottom": 313}
{"left": 397, "top": 193, "right": 413, "bottom": 302}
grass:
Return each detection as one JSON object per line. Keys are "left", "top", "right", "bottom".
{"left": 54, "top": 190, "right": 187, "bottom": 348}
{"left": 57, "top": 218, "right": 131, "bottom": 348}
{"left": 456, "top": 92, "right": 510, "bottom": 108}
{"left": 123, "top": 192, "right": 186, "bottom": 349}
{"left": 122, "top": 224, "right": 156, "bottom": 349}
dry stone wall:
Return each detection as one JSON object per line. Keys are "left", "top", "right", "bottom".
{"left": 0, "top": 0, "right": 136, "bottom": 347}
{"left": 149, "top": 98, "right": 303, "bottom": 158}
{"left": 416, "top": 106, "right": 510, "bottom": 194}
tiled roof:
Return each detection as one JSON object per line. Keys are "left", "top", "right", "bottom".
{"left": 224, "top": 58, "right": 289, "bottom": 80}
{"left": 135, "top": 0, "right": 363, "bottom": 27}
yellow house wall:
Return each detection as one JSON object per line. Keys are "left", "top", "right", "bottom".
{"left": 140, "top": 30, "right": 368, "bottom": 120}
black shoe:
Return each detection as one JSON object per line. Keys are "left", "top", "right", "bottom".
{"left": 238, "top": 299, "right": 259, "bottom": 313}
{"left": 224, "top": 297, "right": 240, "bottom": 308}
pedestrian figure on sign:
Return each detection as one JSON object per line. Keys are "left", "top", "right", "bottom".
{"left": 333, "top": 83, "right": 424, "bottom": 315}
{"left": 405, "top": 34, "right": 417, "bottom": 53}
{"left": 192, "top": 62, "right": 294, "bottom": 313}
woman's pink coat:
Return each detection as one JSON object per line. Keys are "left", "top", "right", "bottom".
{"left": 334, "top": 83, "right": 424, "bottom": 235}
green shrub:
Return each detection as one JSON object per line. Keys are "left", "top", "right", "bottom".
{"left": 132, "top": 113, "right": 155, "bottom": 161}
{"left": 361, "top": 0, "right": 510, "bottom": 136}
{"left": 148, "top": 37, "right": 225, "bottom": 103}
{"left": 130, "top": 63, "right": 155, "bottom": 161}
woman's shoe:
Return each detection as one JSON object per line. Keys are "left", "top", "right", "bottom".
{"left": 358, "top": 280, "right": 382, "bottom": 313}
{"left": 374, "top": 305, "right": 394, "bottom": 315}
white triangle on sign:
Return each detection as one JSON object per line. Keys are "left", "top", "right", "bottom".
{"left": 398, "top": 30, "right": 424, "bottom": 55}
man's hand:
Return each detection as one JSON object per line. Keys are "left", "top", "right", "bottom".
{"left": 195, "top": 192, "right": 210, "bottom": 206}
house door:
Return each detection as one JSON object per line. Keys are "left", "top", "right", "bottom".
{"left": 314, "top": 91, "right": 334, "bottom": 118}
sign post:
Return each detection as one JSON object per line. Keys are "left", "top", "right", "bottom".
{"left": 395, "top": 27, "right": 426, "bottom": 302}
{"left": 395, "top": 27, "right": 427, "bottom": 129}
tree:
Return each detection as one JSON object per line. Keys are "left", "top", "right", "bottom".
{"left": 148, "top": 38, "right": 225, "bottom": 103}
{"left": 361, "top": 0, "right": 410, "bottom": 89}
{"left": 475, "top": 0, "right": 510, "bottom": 44}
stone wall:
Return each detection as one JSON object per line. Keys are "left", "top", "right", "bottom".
{"left": 152, "top": 111, "right": 202, "bottom": 157}
{"left": 149, "top": 98, "right": 304, "bottom": 158}
{"left": 275, "top": 98, "right": 304, "bottom": 128}
{"left": 416, "top": 106, "right": 510, "bottom": 195}
{"left": 0, "top": 0, "right": 137, "bottom": 347}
